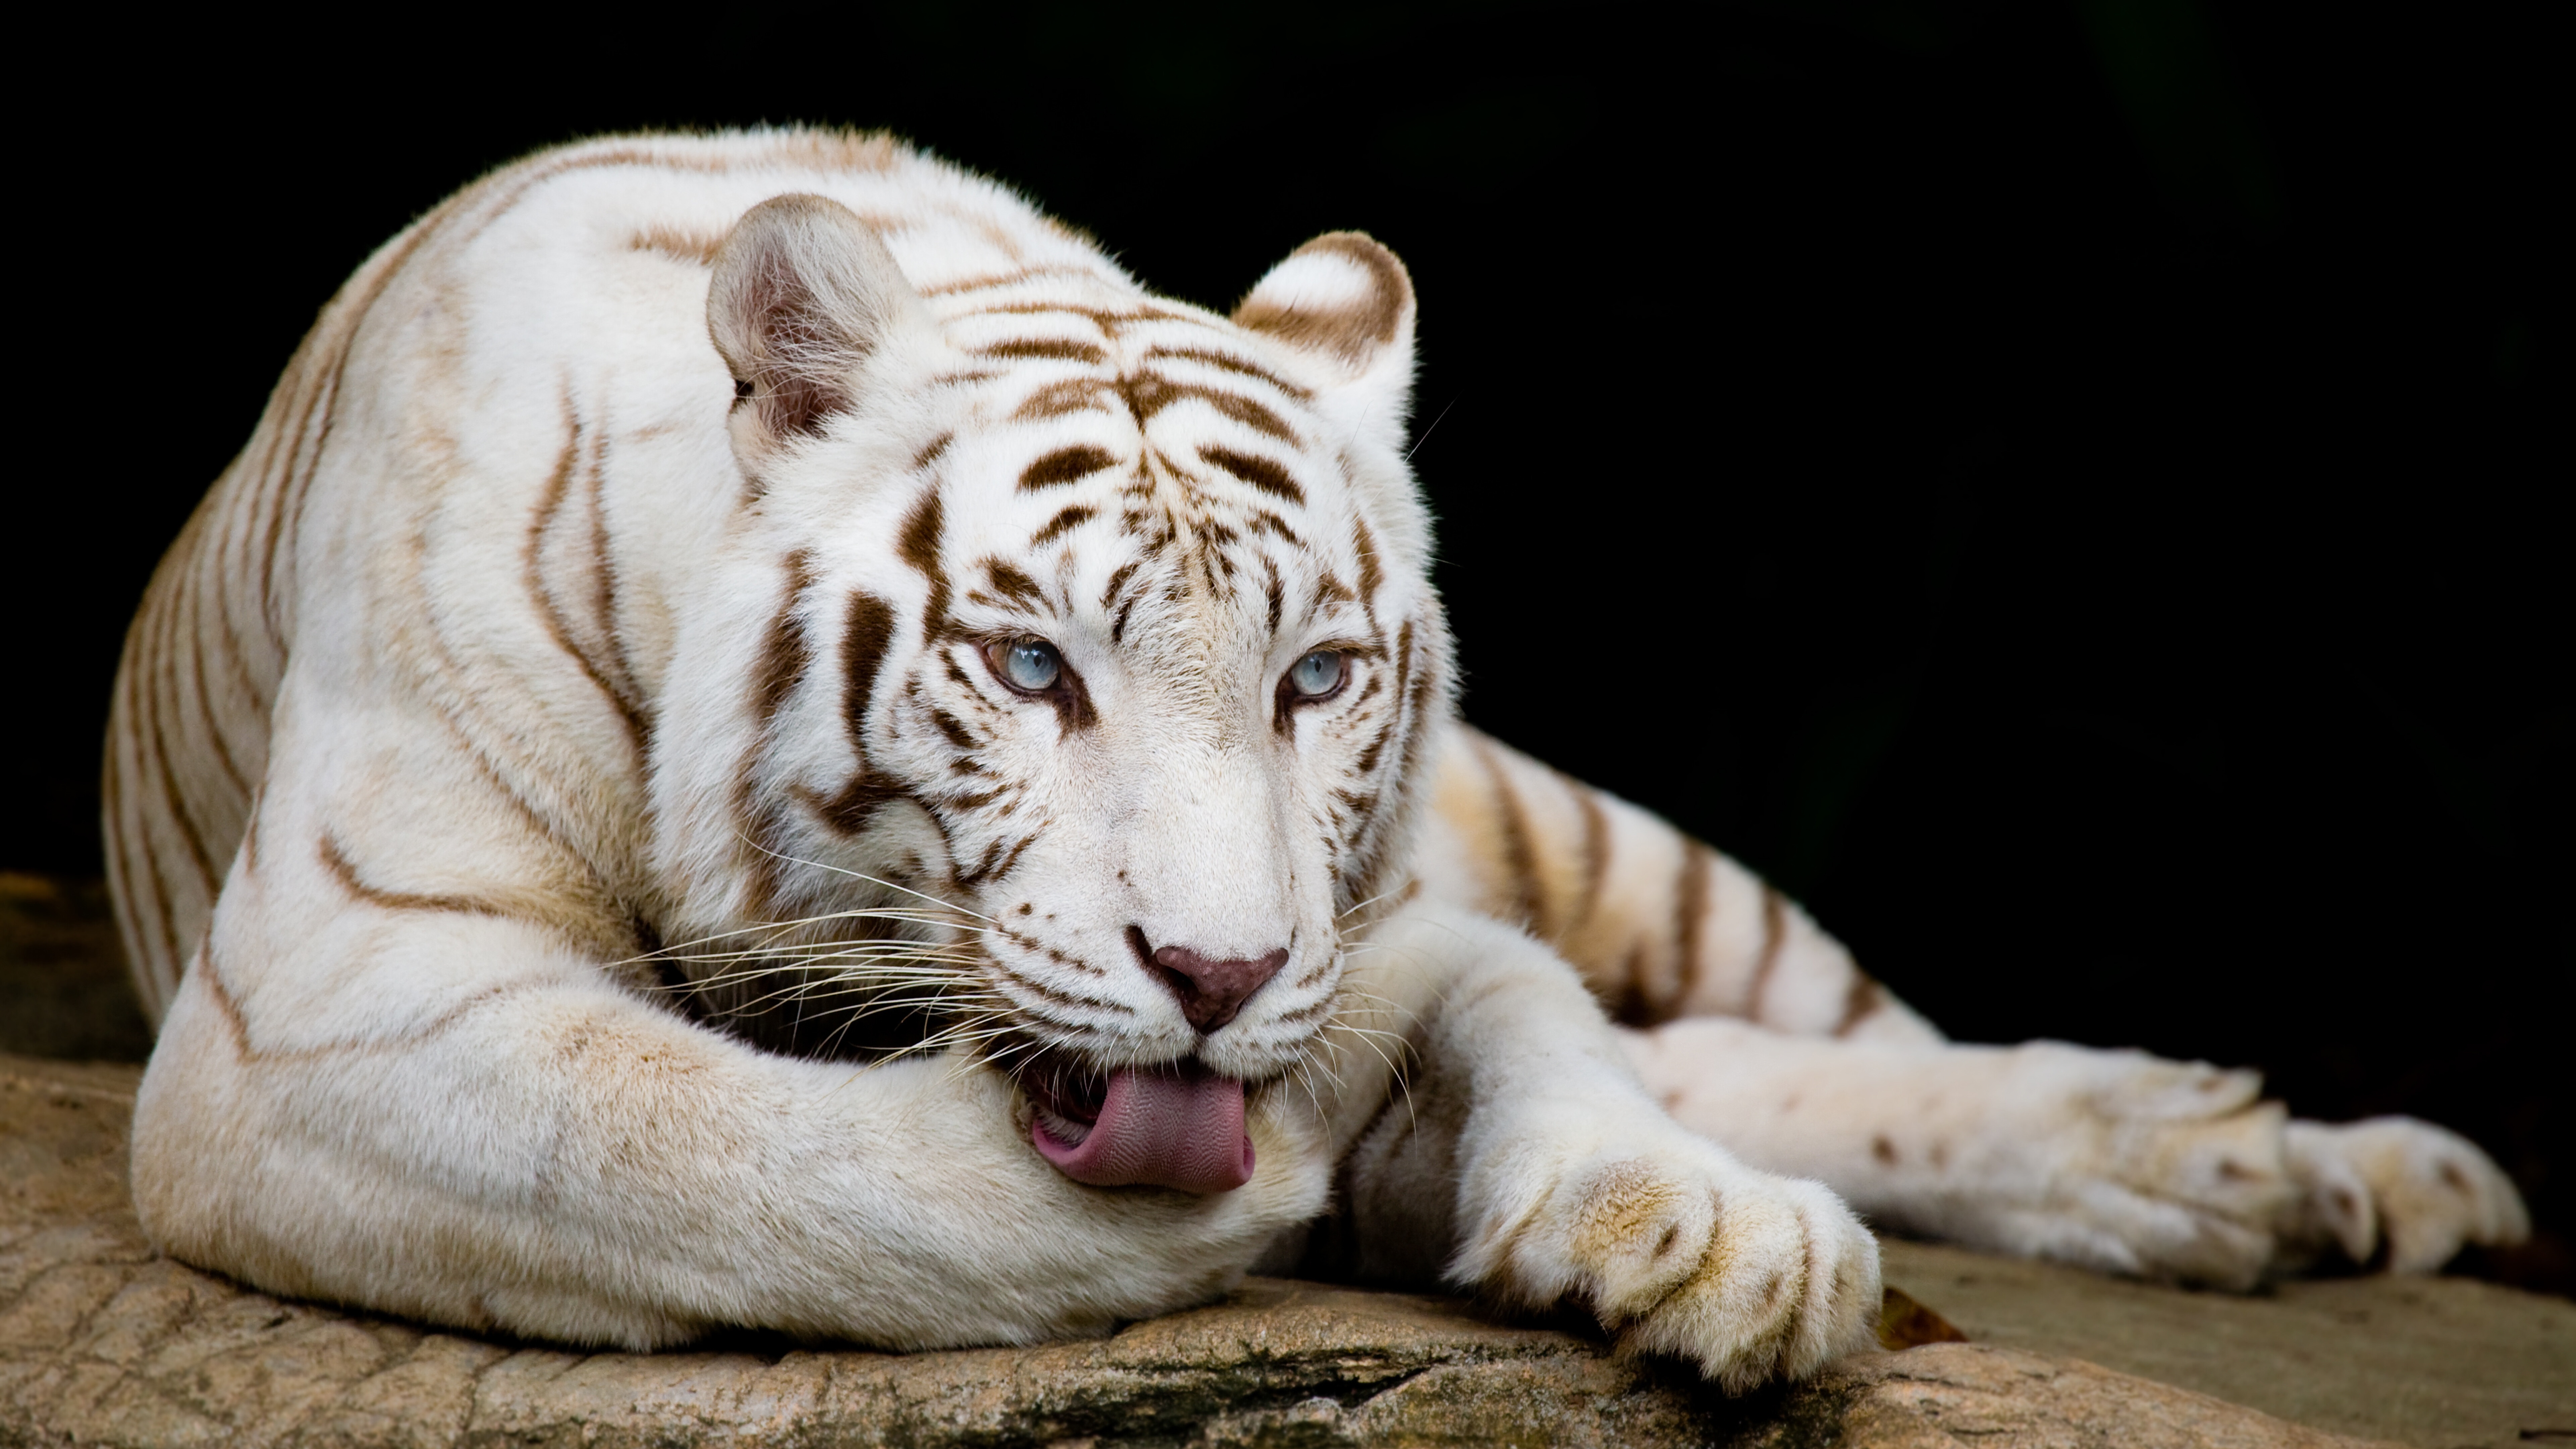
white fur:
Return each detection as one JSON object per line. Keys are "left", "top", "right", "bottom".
{"left": 115, "top": 131, "right": 1878, "bottom": 1384}
{"left": 110, "top": 131, "right": 2522, "bottom": 1391}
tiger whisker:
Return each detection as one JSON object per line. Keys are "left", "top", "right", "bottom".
{"left": 1335, "top": 883, "right": 1413, "bottom": 921}
{"left": 732, "top": 834, "right": 1005, "bottom": 926}
{"left": 620, "top": 905, "right": 1001, "bottom": 964}
{"left": 654, "top": 953, "right": 989, "bottom": 979}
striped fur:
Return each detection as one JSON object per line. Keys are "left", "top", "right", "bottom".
{"left": 1419, "top": 728, "right": 1933, "bottom": 1042}
{"left": 105, "top": 129, "right": 2523, "bottom": 1364}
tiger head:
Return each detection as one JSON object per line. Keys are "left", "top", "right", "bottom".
{"left": 653, "top": 194, "right": 1451, "bottom": 1192}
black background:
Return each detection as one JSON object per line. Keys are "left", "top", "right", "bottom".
{"left": 8, "top": 3, "right": 2566, "bottom": 1277}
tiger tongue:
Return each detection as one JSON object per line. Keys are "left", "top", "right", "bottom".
{"left": 1031, "top": 1066, "right": 1254, "bottom": 1194}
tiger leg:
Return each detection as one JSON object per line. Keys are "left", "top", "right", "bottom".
{"left": 130, "top": 767, "right": 1328, "bottom": 1350}
{"left": 1421, "top": 724, "right": 2528, "bottom": 1279}
{"left": 1311, "top": 902, "right": 1881, "bottom": 1393}
{"left": 1620, "top": 1017, "right": 2529, "bottom": 1283}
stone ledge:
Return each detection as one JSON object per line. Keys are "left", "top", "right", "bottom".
{"left": 0, "top": 1053, "right": 2444, "bottom": 1448}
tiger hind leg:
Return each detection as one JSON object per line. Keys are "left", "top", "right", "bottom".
{"left": 1623, "top": 1016, "right": 2530, "bottom": 1284}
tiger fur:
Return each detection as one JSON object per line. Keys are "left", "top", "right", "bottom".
{"left": 105, "top": 129, "right": 2526, "bottom": 1382}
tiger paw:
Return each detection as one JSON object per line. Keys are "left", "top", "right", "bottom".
{"left": 2281, "top": 1116, "right": 2529, "bottom": 1273}
{"left": 1458, "top": 1134, "right": 1882, "bottom": 1393}
{"left": 1948, "top": 1042, "right": 2299, "bottom": 1289}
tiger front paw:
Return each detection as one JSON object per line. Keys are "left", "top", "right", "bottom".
{"left": 1457, "top": 1133, "right": 1881, "bottom": 1393}
{"left": 2282, "top": 1117, "right": 2529, "bottom": 1274}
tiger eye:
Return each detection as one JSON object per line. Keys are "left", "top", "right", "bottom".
{"left": 999, "top": 638, "right": 1063, "bottom": 692}
{"left": 1287, "top": 649, "right": 1345, "bottom": 698}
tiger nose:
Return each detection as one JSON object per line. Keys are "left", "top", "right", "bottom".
{"left": 1144, "top": 941, "right": 1290, "bottom": 1034}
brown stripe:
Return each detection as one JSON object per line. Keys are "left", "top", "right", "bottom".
{"left": 263, "top": 359, "right": 338, "bottom": 640}
{"left": 228, "top": 377, "right": 296, "bottom": 638}
{"left": 919, "top": 264, "right": 1102, "bottom": 298}
{"left": 1671, "top": 844, "right": 1713, "bottom": 1018}
{"left": 138, "top": 587, "right": 220, "bottom": 905}
{"left": 254, "top": 256, "right": 356, "bottom": 628}
{"left": 198, "top": 477, "right": 270, "bottom": 793}
{"left": 1748, "top": 886, "right": 1788, "bottom": 1020}
{"left": 976, "top": 338, "right": 1107, "bottom": 364}
{"left": 1338, "top": 625, "right": 1432, "bottom": 912}
{"left": 1013, "top": 378, "right": 1115, "bottom": 422}
{"left": 525, "top": 413, "right": 649, "bottom": 758}
{"left": 628, "top": 225, "right": 724, "bottom": 265}
{"left": 980, "top": 558, "right": 1046, "bottom": 607}
{"left": 134, "top": 803, "right": 179, "bottom": 992}
{"left": 1389, "top": 622, "right": 1414, "bottom": 748}
{"left": 841, "top": 591, "right": 897, "bottom": 744}
{"left": 202, "top": 941, "right": 253, "bottom": 1056}
{"left": 814, "top": 592, "right": 906, "bottom": 831}
{"left": 1198, "top": 445, "right": 1304, "bottom": 504}
{"left": 320, "top": 834, "right": 510, "bottom": 919}
{"left": 1833, "top": 973, "right": 1885, "bottom": 1037}
{"left": 585, "top": 430, "right": 647, "bottom": 747}
{"left": 930, "top": 710, "right": 979, "bottom": 750}
{"left": 959, "top": 832, "right": 1037, "bottom": 888}
{"left": 209, "top": 464, "right": 273, "bottom": 720}
{"left": 1472, "top": 735, "right": 1546, "bottom": 936}
{"left": 1140, "top": 345, "right": 1314, "bottom": 401}
{"left": 994, "top": 962, "right": 1139, "bottom": 1017}
{"left": 1018, "top": 445, "right": 1119, "bottom": 491}
{"left": 1347, "top": 712, "right": 1396, "bottom": 774}
{"left": 1031, "top": 504, "right": 1096, "bottom": 545}
{"left": 237, "top": 787, "right": 263, "bottom": 874}
{"left": 216, "top": 564, "right": 273, "bottom": 749}
{"left": 1099, "top": 560, "right": 1140, "bottom": 614}
{"left": 177, "top": 546, "right": 253, "bottom": 802}
{"left": 1571, "top": 785, "right": 1612, "bottom": 934}
{"left": 1610, "top": 943, "right": 1655, "bottom": 1028}
{"left": 1350, "top": 515, "right": 1385, "bottom": 604}
{"left": 751, "top": 550, "right": 817, "bottom": 724}
{"left": 968, "top": 299, "right": 1190, "bottom": 328}
{"left": 735, "top": 552, "right": 816, "bottom": 916}
{"left": 898, "top": 487, "right": 950, "bottom": 639}
{"left": 1115, "top": 375, "right": 1298, "bottom": 443}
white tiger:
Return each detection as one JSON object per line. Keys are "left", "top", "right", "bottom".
{"left": 105, "top": 129, "right": 2526, "bottom": 1386}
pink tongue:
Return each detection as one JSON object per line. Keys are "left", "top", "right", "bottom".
{"left": 1032, "top": 1067, "right": 1255, "bottom": 1194}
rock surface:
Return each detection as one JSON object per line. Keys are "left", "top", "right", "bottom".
{"left": 1880, "top": 1236, "right": 2576, "bottom": 1448}
{"left": 3, "top": 1054, "right": 2460, "bottom": 1447}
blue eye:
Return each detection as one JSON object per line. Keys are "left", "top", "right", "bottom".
{"left": 997, "top": 638, "right": 1063, "bottom": 693}
{"left": 1288, "top": 649, "right": 1345, "bottom": 699}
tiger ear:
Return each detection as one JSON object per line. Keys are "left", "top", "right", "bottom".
{"left": 708, "top": 193, "right": 926, "bottom": 458}
{"left": 1232, "top": 232, "right": 1416, "bottom": 430}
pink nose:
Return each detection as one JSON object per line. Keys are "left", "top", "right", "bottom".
{"left": 1146, "top": 943, "right": 1290, "bottom": 1033}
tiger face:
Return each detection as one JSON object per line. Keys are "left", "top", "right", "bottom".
{"left": 657, "top": 196, "right": 1449, "bottom": 1191}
